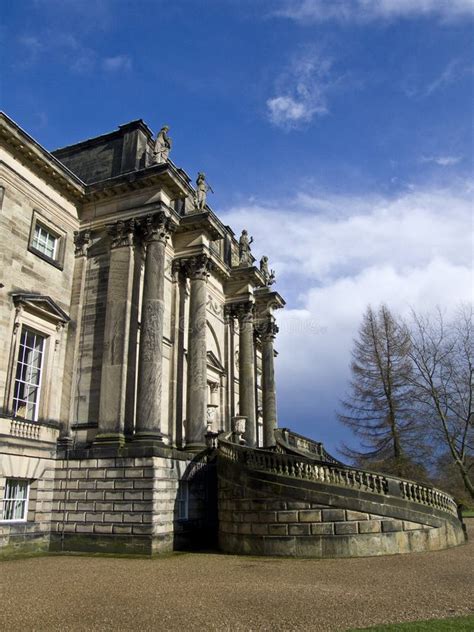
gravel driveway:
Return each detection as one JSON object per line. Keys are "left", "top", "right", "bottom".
{"left": 1, "top": 520, "right": 473, "bottom": 632}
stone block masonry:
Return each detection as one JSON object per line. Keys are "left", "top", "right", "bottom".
{"left": 0, "top": 457, "right": 57, "bottom": 557}
{"left": 217, "top": 455, "right": 465, "bottom": 558}
{"left": 50, "top": 449, "right": 214, "bottom": 556}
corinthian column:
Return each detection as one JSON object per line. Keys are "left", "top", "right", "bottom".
{"left": 261, "top": 319, "right": 279, "bottom": 447}
{"left": 237, "top": 302, "right": 257, "bottom": 446}
{"left": 185, "top": 254, "right": 211, "bottom": 450}
{"left": 95, "top": 220, "right": 136, "bottom": 446}
{"left": 135, "top": 213, "right": 172, "bottom": 443}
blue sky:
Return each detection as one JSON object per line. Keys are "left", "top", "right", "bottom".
{"left": 2, "top": 0, "right": 473, "bottom": 455}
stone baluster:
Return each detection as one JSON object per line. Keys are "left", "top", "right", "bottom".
{"left": 135, "top": 212, "right": 173, "bottom": 443}
{"left": 260, "top": 318, "right": 279, "bottom": 447}
{"left": 236, "top": 302, "right": 257, "bottom": 447}
{"left": 95, "top": 220, "right": 136, "bottom": 446}
{"left": 185, "top": 253, "right": 212, "bottom": 450}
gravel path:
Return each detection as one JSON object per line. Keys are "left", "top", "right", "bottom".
{"left": 1, "top": 520, "right": 473, "bottom": 632}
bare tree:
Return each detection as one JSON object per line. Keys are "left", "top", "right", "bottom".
{"left": 408, "top": 305, "right": 473, "bottom": 500}
{"left": 338, "top": 305, "right": 418, "bottom": 478}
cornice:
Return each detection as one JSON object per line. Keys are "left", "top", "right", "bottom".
{"left": 0, "top": 112, "right": 85, "bottom": 202}
{"left": 176, "top": 210, "right": 225, "bottom": 241}
{"left": 84, "top": 162, "right": 193, "bottom": 202}
{"left": 208, "top": 253, "right": 231, "bottom": 281}
{"left": 228, "top": 265, "right": 266, "bottom": 287}
{"left": 254, "top": 287, "right": 286, "bottom": 311}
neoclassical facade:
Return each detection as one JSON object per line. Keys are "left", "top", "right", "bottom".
{"left": 0, "top": 113, "right": 465, "bottom": 558}
{"left": 0, "top": 113, "right": 283, "bottom": 554}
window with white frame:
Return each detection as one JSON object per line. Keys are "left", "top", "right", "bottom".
{"left": 1, "top": 479, "right": 29, "bottom": 522}
{"left": 32, "top": 223, "right": 58, "bottom": 259}
{"left": 12, "top": 327, "right": 45, "bottom": 421}
{"left": 28, "top": 211, "right": 66, "bottom": 269}
{"left": 177, "top": 481, "right": 189, "bottom": 520}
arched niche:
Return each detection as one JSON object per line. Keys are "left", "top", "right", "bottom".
{"left": 206, "top": 321, "right": 225, "bottom": 431}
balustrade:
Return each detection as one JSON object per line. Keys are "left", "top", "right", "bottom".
{"left": 10, "top": 419, "right": 41, "bottom": 440}
{"left": 218, "top": 433, "right": 458, "bottom": 517}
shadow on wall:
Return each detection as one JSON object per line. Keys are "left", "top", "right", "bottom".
{"left": 173, "top": 450, "right": 218, "bottom": 551}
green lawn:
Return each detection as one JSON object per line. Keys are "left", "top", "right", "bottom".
{"left": 462, "top": 510, "right": 474, "bottom": 518}
{"left": 351, "top": 615, "right": 474, "bottom": 631}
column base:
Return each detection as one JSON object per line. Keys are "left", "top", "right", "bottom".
{"left": 57, "top": 434, "right": 74, "bottom": 450}
{"left": 93, "top": 432, "right": 126, "bottom": 447}
{"left": 184, "top": 442, "right": 207, "bottom": 452}
{"left": 133, "top": 431, "right": 165, "bottom": 446}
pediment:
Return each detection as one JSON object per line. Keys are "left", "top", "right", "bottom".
{"left": 207, "top": 350, "right": 225, "bottom": 374}
{"left": 12, "top": 293, "right": 70, "bottom": 325}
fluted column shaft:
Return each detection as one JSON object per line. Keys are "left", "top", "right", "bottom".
{"left": 261, "top": 320, "right": 278, "bottom": 447}
{"left": 185, "top": 254, "right": 211, "bottom": 450}
{"left": 135, "top": 213, "right": 172, "bottom": 442}
{"left": 238, "top": 303, "right": 257, "bottom": 446}
{"left": 96, "top": 220, "right": 136, "bottom": 445}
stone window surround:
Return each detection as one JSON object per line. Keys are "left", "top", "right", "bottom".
{"left": 0, "top": 478, "right": 30, "bottom": 523}
{"left": 4, "top": 304, "right": 65, "bottom": 423}
{"left": 28, "top": 209, "right": 67, "bottom": 270}
{"left": 12, "top": 327, "right": 45, "bottom": 422}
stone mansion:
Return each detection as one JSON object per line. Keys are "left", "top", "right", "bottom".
{"left": 0, "top": 113, "right": 466, "bottom": 557}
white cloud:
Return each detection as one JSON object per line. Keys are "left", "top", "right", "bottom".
{"left": 274, "top": 0, "right": 474, "bottom": 23}
{"left": 220, "top": 181, "right": 473, "bottom": 448}
{"left": 421, "top": 155, "right": 462, "bottom": 166}
{"left": 266, "top": 49, "right": 334, "bottom": 129}
{"left": 17, "top": 31, "right": 131, "bottom": 75}
{"left": 267, "top": 96, "right": 317, "bottom": 126}
{"left": 102, "top": 54, "right": 132, "bottom": 72}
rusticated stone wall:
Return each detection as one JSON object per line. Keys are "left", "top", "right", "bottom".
{"left": 0, "top": 458, "right": 56, "bottom": 557}
{"left": 0, "top": 419, "right": 61, "bottom": 557}
{"left": 50, "top": 449, "right": 215, "bottom": 555}
{"left": 218, "top": 457, "right": 466, "bottom": 558}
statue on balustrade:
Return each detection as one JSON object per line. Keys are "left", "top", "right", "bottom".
{"left": 239, "top": 229, "right": 254, "bottom": 266}
{"left": 260, "top": 255, "right": 276, "bottom": 286}
{"left": 153, "top": 125, "right": 172, "bottom": 164}
{"left": 195, "top": 172, "right": 213, "bottom": 210}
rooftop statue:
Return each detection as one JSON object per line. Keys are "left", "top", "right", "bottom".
{"left": 260, "top": 255, "right": 276, "bottom": 286}
{"left": 239, "top": 229, "right": 254, "bottom": 267}
{"left": 195, "top": 172, "right": 213, "bottom": 210}
{"left": 153, "top": 125, "right": 172, "bottom": 164}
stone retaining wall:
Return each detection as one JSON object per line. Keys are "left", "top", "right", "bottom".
{"left": 218, "top": 457, "right": 465, "bottom": 558}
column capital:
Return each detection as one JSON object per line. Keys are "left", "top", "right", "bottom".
{"left": 183, "top": 253, "right": 213, "bottom": 281}
{"left": 223, "top": 304, "right": 235, "bottom": 322}
{"left": 171, "top": 258, "right": 186, "bottom": 282}
{"left": 140, "top": 212, "right": 174, "bottom": 245}
{"left": 257, "top": 318, "right": 279, "bottom": 342}
{"left": 73, "top": 229, "right": 91, "bottom": 257}
{"left": 107, "top": 218, "right": 136, "bottom": 249}
{"left": 234, "top": 301, "right": 255, "bottom": 324}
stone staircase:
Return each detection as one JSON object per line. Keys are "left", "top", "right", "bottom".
{"left": 217, "top": 429, "right": 466, "bottom": 557}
